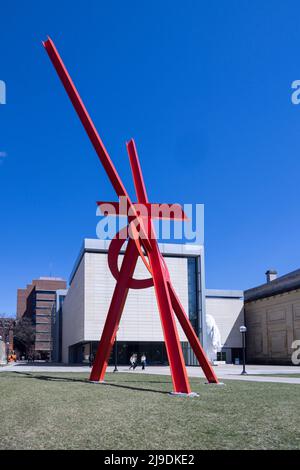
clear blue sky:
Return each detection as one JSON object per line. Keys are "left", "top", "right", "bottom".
{"left": 1, "top": 0, "right": 300, "bottom": 315}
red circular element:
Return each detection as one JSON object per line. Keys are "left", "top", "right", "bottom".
{"left": 108, "top": 226, "right": 154, "bottom": 289}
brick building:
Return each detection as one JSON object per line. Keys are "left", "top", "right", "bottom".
{"left": 17, "top": 277, "right": 67, "bottom": 359}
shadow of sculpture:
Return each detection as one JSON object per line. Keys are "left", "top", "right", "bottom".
{"left": 10, "top": 371, "right": 170, "bottom": 395}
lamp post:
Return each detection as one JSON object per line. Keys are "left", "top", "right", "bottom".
{"left": 240, "top": 325, "right": 247, "bottom": 375}
{"left": 113, "top": 328, "right": 119, "bottom": 372}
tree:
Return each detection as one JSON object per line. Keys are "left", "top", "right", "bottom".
{"left": 0, "top": 312, "right": 15, "bottom": 318}
{"left": 0, "top": 317, "right": 15, "bottom": 343}
{"left": 14, "top": 318, "right": 35, "bottom": 356}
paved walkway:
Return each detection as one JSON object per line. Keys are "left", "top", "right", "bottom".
{"left": 1, "top": 362, "right": 300, "bottom": 384}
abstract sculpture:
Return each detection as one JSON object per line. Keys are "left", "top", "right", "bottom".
{"left": 43, "top": 37, "right": 219, "bottom": 394}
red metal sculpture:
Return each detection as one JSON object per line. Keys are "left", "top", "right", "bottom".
{"left": 43, "top": 37, "right": 219, "bottom": 394}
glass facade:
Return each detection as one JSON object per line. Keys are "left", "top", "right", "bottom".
{"left": 187, "top": 257, "right": 199, "bottom": 335}
{"left": 111, "top": 341, "right": 169, "bottom": 366}
{"left": 69, "top": 341, "right": 169, "bottom": 366}
{"left": 51, "top": 293, "right": 66, "bottom": 362}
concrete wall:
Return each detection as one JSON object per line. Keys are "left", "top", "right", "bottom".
{"left": 62, "top": 260, "right": 85, "bottom": 363}
{"left": 62, "top": 249, "right": 190, "bottom": 361}
{"left": 205, "top": 290, "right": 244, "bottom": 363}
{"left": 245, "top": 289, "right": 300, "bottom": 364}
{"left": 84, "top": 251, "right": 188, "bottom": 343}
{"left": 206, "top": 294, "right": 244, "bottom": 349}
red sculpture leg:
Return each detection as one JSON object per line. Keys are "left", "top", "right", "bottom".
{"left": 90, "top": 238, "right": 139, "bottom": 382}
{"left": 148, "top": 242, "right": 192, "bottom": 394}
{"left": 167, "top": 282, "right": 219, "bottom": 383}
{"left": 127, "top": 139, "right": 191, "bottom": 394}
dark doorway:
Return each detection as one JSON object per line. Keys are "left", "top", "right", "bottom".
{"left": 231, "top": 348, "right": 243, "bottom": 364}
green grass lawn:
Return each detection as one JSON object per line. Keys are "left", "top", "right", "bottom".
{"left": 0, "top": 371, "right": 299, "bottom": 450}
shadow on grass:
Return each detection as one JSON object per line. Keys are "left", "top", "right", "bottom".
{"left": 11, "top": 371, "right": 170, "bottom": 395}
{"left": 92, "top": 381, "right": 170, "bottom": 395}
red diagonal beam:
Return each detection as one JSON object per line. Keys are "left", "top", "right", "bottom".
{"left": 167, "top": 282, "right": 219, "bottom": 383}
{"left": 127, "top": 139, "right": 149, "bottom": 203}
{"left": 128, "top": 139, "right": 218, "bottom": 385}
{"left": 43, "top": 37, "right": 126, "bottom": 198}
{"left": 43, "top": 37, "right": 152, "bottom": 252}
{"left": 90, "top": 238, "right": 139, "bottom": 382}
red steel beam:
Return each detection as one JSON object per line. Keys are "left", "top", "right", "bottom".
{"left": 43, "top": 37, "right": 152, "bottom": 253}
{"left": 43, "top": 37, "right": 127, "bottom": 198}
{"left": 168, "top": 282, "right": 219, "bottom": 383}
{"left": 126, "top": 139, "right": 191, "bottom": 394}
{"left": 90, "top": 238, "right": 139, "bottom": 382}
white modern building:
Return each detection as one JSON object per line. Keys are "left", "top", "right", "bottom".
{"left": 61, "top": 238, "right": 244, "bottom": 365}
{"left": 206, "top": 290, "right": 244, "bottom": 364}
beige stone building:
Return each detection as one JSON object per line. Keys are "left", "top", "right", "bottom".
{"left": 244, "top": 269, "right": 300, "bottom": 364}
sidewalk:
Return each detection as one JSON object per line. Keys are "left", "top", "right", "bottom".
{"left": 1, "top": 362, "right": 300, "bottom": 384}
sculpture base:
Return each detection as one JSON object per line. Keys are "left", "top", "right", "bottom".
{"left": 89, "top": 380, "right": 106, "bottom": 384}
{"left": 204, "top": 381, "right": 225, "bottom": 385}
{"left": 169, "top": 391, "right": 199, "bottom": 398}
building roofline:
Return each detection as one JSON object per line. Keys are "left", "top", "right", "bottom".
{"left": 244, "top": 268, "right": 300, "bottom": 302}
{"left": 69, "top": 238, "right": 204, "bottom": 285}
{"left": 56, "top": 289, "right": 68, "bottom": 296}
{"left": 205, "top": 289, "right": 244, "bottom": 299}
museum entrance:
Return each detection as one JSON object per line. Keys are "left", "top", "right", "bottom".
{"left": 70, "top": 340, "right": 191, "bottom": 366}
{"left": 108, "top": 341, "right": 169, "bottom": 366}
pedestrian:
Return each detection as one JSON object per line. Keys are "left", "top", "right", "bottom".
{"left": 129, "top": 353, "right": 137, "bottom": 370}
{"left": 129, "top": 353, "right": 134, "bottom": 369}
{"left": 133, "top": 353, "right": 138, "bottom": 370}
{"left": 141, "top": 353, "right": 146, "bottom": 370}
{"left": 89, "top": 352, "right": 94, "bottom": 368}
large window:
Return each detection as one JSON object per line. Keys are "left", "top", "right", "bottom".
{"left": 217, "top": 351, "right": 227, "bottom": 362}
{"left": 109, "top": 341, "right": 169, "bottom": 366}
{"left": 70, "top": 341, "right": 169, "bottom": 365}
{"left": 187, "top": 257, "right": 198, "bottom": 335}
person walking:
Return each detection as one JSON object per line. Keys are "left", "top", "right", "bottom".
{"left": 89, "top": 352, "right": 94, "bottom": 368}
{"left": 132, "top": 353, "right": 138, "bottom": 370}
{"left": 141, "top": 353, "right": 146, "bottom": 370}
{"left": 129, "top": 353, "right": 137, "bottom": 370}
